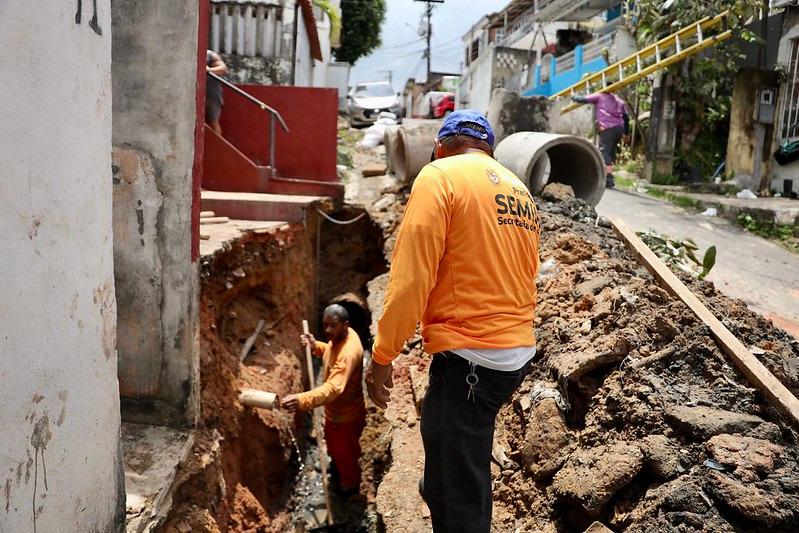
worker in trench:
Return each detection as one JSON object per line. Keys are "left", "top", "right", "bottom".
{"left": 282, "top": 304, "right": 366, "bottom": 494}
{"left": 366, "top": 110, "right": 541, "bottom": 532}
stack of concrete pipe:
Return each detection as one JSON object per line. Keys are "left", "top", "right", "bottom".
{"left": 384, "top": 126, "right": 605, "bottom": 206}
{"left": 494, "top": 132, "right": 605, "bottom": 206}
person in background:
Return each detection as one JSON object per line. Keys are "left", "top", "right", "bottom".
{"left": 282, "top": 305, "right": 366, "bottom": 493}
{"left": 366, "top": 110, "right": 541, "bottom": 532}
{"left": 205, "top": 50, "right": 228, "bottom": 135}
{"left": 572, "top": 91, "right": 630, "bottom": 188}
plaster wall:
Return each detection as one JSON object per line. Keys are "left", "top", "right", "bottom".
{"left": 111, "top": 0, "right": 200, "bottom": 426}
{"left": 459, "top": 45, "right": 496, "bottom": 114}
{"left": 771, "top": 6, "right": 799, "bottom": 195}
{"left": 312, "top": 8, "right": 331, "bottom": 88}
{"left": 294, "top": 4, "right": 314, "bottom": 86}
{"left": 0, "top": 2, "right": 124, "bottom": 531}
{"left": 726, "top": 68, "right": 778, "bottom": 191}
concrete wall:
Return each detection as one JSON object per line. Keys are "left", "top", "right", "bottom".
{"left": 0, "top": 2, "right": 124, "bottom": 531}
{"left": 458, "top": 45, "right": 495, "bottom": 114}
{"left": 294, "top": 3, "right": 314, "bottom": 86}
{"left": 726, "top": 68, "right": 779, "bottom": 191}
{"left": 771, "top": 6, "right": 799, "bottom": 196}
{"left": 487, "top": 88, "right": 594, "bottom": 146}
{"left": 219, "top": 85, "right": 340, "bottom": 181}
{"left": 112, "top": 0, "right": 200, "bottom": 426}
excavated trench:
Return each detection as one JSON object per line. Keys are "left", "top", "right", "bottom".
{"left": 161, "top": 143, "right": 799, "bottom": 533}
{"left": 161, "top": 206, "right": 390, "bottom": 532}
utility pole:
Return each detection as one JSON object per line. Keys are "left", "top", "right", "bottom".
{"left": 379, "top": 70, "right": 394, "bottom": 87}
{"left": 414, "top": 0, "right": 444, "bottom": 84}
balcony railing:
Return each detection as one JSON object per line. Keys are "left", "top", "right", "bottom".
{"left": 495, "top": 0, "right": 591, "bottom": 47}
{"left": 210, "top": 1, "right": 289, "bottom": 58}
{"left": 523, "top": 30, "right": 617, "bottom": 97}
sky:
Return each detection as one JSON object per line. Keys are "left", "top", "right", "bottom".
{"left": 348, "top": 0, "right": 512, "bottom": 89}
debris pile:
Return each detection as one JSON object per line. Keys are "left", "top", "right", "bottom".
{"left": 484, "top": 193, "right": 799, "bottom": 532}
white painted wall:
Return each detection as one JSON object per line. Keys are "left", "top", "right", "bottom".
{"left": 459, "top": 45, "right": 496, "bottom": 114}
{"left": 295, "top": 4, "right": 314, "bottom": 87}
{"left": 0, "top": 2, "right": 124, "bottom": 532}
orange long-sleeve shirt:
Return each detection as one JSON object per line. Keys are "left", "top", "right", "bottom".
{"left": 297, "top": 328, "right": 366, "bottom": 423}
{"left": 372, "top": 152, "right": 540, "bottom": 365}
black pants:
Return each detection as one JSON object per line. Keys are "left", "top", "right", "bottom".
{"left": 420, "top": 353, "right": 530, "bottom": 532}
{"left": 598, "top": 125, "right": 624, "bottom": 167}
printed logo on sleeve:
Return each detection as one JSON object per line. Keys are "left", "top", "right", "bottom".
{"left": 486, "top": 169, "right": 501, "bottom": 186}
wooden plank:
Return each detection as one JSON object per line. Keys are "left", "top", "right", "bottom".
{"left": 200, "top": 210, "right": 216, "bottom": 218}
{"left": 611, "top": 218, "right": 799, "bottom": 427}
{"left": 199, "top": 216, "right": 230, "bottom": 225}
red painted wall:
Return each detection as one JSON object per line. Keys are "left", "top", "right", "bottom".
{"left": 219, "top": 85, "right": 339, "bottom": 183}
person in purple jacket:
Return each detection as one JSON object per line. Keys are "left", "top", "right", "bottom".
{"left": 573, "top": 91, "right": 630, "bottom": 188}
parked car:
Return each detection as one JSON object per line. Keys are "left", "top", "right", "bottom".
{"left": 432, "top": 93, "right": 455, "bottom": 118}
{"left": 348, "top": 81, "right": 403, "bottom": 126}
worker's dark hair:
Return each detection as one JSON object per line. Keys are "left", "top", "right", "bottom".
{"left": 323, "top": 304, "right": 349, "bottom": 323}
{"left": 439, "top": 134, "right": 493, "bottom": 156}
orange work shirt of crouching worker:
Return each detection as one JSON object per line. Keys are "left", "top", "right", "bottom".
{"left": 296, "top": 327, "right": 366, "bottom": 422}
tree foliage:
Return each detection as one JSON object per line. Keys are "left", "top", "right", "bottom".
{"left": 335, "top": 0, "right": 387, "bottom": 65}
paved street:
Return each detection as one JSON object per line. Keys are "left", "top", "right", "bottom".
{"left": 596, "top": 188, "right": 799, "bottom": 338}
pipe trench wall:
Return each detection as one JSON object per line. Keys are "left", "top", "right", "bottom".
{"left": 112, "top": 0, "right": 201, "bottom": 426}
{"left": 0, "top": 2, "right": 125, "bottom": 531}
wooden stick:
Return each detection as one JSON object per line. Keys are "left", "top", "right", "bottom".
{"left": 199, "top": 216, "right": 229, "bottom": 225}
{"left": 630, "top": 346, "right": 678, "bottom": 369}
{"left": 611, "top": 218, "right": 799, "bottom": 427}
{"left": 239, "top": 319, "right": 265, "bottom": 361}
{"left": 200, "top": 210, "right": 216, "bottom": 218}
{"left": 303, "top": 320, "right": 334, "bottom": 525}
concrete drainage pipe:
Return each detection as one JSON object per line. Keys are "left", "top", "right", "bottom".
{"left": 384, "top": 126, "right": 401, "bottom": 174}
{"left": 393, "top": 126, "right": 437, "bottom": 184}
{"left": 494, "top": 132, "right": 605, "bottom": 206}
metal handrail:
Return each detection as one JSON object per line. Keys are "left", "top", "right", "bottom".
{"left": 208, "top": 71, "right": 289, "bottom": 176}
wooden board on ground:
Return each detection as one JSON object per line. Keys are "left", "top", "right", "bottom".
{"left": 611, "top": 218, "right": 799, "bottom": 427}
{"left": 362, "top": 163, "right": 388, "bottom": 177}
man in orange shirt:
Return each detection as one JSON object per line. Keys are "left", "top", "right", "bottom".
{"left": 283, "top": 304, "right": 366, "bottom": 492}
{"left": 366, "top": 110, "right": 540, "bottom": 532}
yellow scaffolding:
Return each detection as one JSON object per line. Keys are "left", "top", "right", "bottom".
{"left": 553, "top": 11, "right": 733, "bottom": 114}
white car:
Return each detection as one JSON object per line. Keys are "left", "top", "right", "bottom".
{"left": 348, "top": 81, "right": 403, "bottom": 126}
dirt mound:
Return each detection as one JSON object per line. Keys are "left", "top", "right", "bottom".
{"left": 487, "top": 196, "right": 799, "bottom": 532}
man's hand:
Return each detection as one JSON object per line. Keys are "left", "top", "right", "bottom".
{"left": 282, "top": 393, "right": 300, "bottom": 413}
{"left": 622, "top": 134, "right": 630, "bottom": 145}
{"left": 300, "top": 333, "right": 316, "bottom": 348}
{"left": 365, "top": 360, "right": 394, "bottom": 409}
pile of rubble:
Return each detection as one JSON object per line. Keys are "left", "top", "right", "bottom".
{"left": 365, "top": 181, "right": 799, "bottom": 532}
{"left": 488, "top": 190, "right": 799, "bottom": 532}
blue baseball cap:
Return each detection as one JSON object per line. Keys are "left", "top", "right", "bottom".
{"left": 437, "top": 109, "right": 495, "bottom": 148}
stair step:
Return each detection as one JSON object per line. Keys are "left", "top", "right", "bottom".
{"left": 201, "top": 190, "right": 330, "bottom": 223}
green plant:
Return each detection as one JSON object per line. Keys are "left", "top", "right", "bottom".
{"left": 335, "top": 0, "right": 387, "bottom": 64}
{"left": 637, "top": 230, "right": 717, "bottom": 279}
{"left": 313, "top": 0, "right": 342, "bottom": 40}
{"left": 644, "top": 188, "right": 703, "bottom": 209}
{"left": 736, "top": 213, "right": 799, "bottom": 252}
